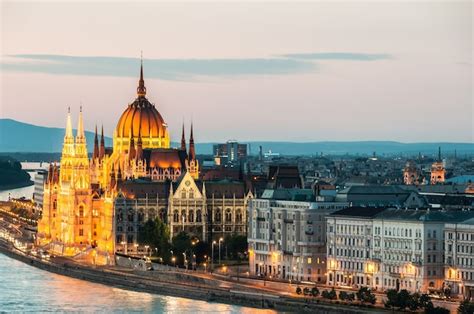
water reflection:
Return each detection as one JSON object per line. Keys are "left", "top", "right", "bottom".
{"left": 0, "top": 254, "right": 276, "bottom": 313}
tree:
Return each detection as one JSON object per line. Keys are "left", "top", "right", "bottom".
{"left": 138, "top": 218, "right": 171, "bottom": 262}
{"left": 357, "top": 287, "right": 376, "bottom": 304}
{"left": 296, "top": 287, "right": 302, "bottom": 295}
{"left": 458, "top": 300, "right": 474, "bottom": 314}
{"left": 224, "top": 234, "right": 248, "bottom": 260}
{"left": 425, "top": 304, "right": 450, "bottom": 314}
{"left": 311, "top": 287, "right": 319, "bottom": 297}
{"left": 322, "top": 289, "right": 336, "bottom": 300}
{"left": 396, "top": 289, "right": 411, "bottom": 310}
{"left": 385, "top": 289, "right": 398, "bottom": 309}
{"left": 172, "top": 231, "right": 191, "bottom": 266}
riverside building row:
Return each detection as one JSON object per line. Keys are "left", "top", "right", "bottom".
{"left": 247, "top": 189, "right": 474, "bottom": 300}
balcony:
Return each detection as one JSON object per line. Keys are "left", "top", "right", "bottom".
{"left": 284, "top": 218, "right": 294, "bottom": 224}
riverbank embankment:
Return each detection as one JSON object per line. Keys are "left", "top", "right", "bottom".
{"left": 0, "top": 241, "right": 385, "bottom": 313}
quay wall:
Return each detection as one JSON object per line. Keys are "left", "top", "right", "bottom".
{"left": 0, "top": 242, "right": 385, "bottom": 313}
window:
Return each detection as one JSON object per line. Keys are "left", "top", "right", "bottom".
{"left": 225, "top": 209, "right": 232, "bottom": 223}
{"left": 79, "top": 229, "right": 84, "bottom": 236}
{"left": 196, "top": 210, "right": 202, "bottom": 223}
{"left": 189, "top": 210, "right": 194, "bottom": 223}
{"left": 173, "top": 210, "right": 179, "bottom": 223}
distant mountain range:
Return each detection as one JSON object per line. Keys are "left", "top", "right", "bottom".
{"left": 0, "top": 119, "right": 472, "bottom": 156}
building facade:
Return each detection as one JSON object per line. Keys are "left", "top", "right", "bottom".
{"left": 248, "top": 190, "right": 348, "bottom": 283}
{"left": 37, "top": 61, "right": 199, "bottom": 264}
{"left": 326, "top": 208, "right": 474, "bottom": 294}
{"left": 444, "top": 218, "right": 474, "bottom": 300}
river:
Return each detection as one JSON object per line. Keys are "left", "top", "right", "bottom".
{"left": 0, "top": 254, "right": 274, "bottom": 313}
{"left": 0, "top": 165, "right": 276, "bottom": 313}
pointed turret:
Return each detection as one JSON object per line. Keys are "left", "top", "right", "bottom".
{"left": 99, "top": 125, "right": 105, "bottom": 159}
{"left": 117, "top": 163, "right": 123, "bottom": 183}
{"left": 65, "top": 107, "right": 73, "bottom": 140}
{"left": 136, "top": 129, "right": 143, "bottom": 161}
{"left": 137, "top": 56, "right": 146, "bottom": 97}
{"left": 180, "top": 123, "right": 187, "bottom": 152}
{"left": 188, "top": 122, "right": 195, "bottom": 161}
{"left": 110, "top": 163, "right": 116, "bottom": 188}
{"left": 438, "top": 146, "right": 442, "bottom": 162}
{"left": 129, "top": 136, "right": 136, "bottom": 160}
{"left": 74, "top": 106, "right": 88, "bottom": 159}
{"left": 76, "top": 106, "right": 85, "bottom": 140}
{"left": 93, "top": 125, "right": 99, "bottom": 160}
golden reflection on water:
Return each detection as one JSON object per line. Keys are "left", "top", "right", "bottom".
{"left": 0, "top": 254, "right": 278, "bottom": 313}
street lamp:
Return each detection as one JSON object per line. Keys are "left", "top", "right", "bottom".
{"left": 219, "top": 237, "right": 224, "bottom": 266}
{"left": 182, "top": 252, "right": 187, "bottom": 269}
{"left": 172, "top": 256, "right": 176, "bottom": 268}
{"left": 144, "top": 245, "right": 150, "bottom": 257}
{"left": 212, "top": 240, "right": 217, "bottom": 272}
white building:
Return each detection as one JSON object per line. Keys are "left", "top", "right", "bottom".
{"left": 248, "top": 188, "right": 348, "bottom": 283}
{"left": 327, "top": 207, "right": 474, "bottom": 294}
{"left": 444, "top": 218, "right": 474, "bottom": 300}
{"left": 33, "top": 170, "right": 48, "bottom": 211}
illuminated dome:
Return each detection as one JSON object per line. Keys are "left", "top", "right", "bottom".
{"left": 113, "top": 62, "right": 170, "bottom": 151}
{"left": 116, "top": 98, "right": 166, "bottom": 139}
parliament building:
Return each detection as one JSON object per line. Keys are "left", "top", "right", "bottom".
{"left": 37, "top": 61, "right": 249, "bottom": 264}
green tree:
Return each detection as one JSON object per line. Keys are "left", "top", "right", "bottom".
{"left": 385, "top": 289, "right": 398, "bottom": 309}
{"left": 357, "top": 287, "right": 376, "bottom": 304}
{"left": 425, "top": 304, "right": 450, "bottom": 314}
{"left": 138, "top": 218, "right": 171, "bottom": 262}
{"left": 396, "top": 289, "right": 411, "bottom": 310}
{"left": 296, "top": 287, "right": 302, "bottom": 295}
{"left": 224, "top": 234, "right": 248, "bottom": 260}
{"left": 311, "top": 287, "right": 319, "bottom": 297}
{"left": 172, "top": 231, "right": 191, "bottom": 266}
{"left": 458, "top": 300, "right": 474, "bottom": 314}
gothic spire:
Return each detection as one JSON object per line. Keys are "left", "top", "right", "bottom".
{"left": 137, "top": 54, "right": 146, "bottom": 97}
{"left": 76, "top": 106, "right": 85, "bottom": 139}
{"left": 99, "top": 125, "right": 105, "bottom": 159}
{"left": 180, "top": 122, "right": 186, "bottom": 152}
{"left": 136, "top": 128, "right": 143, "bottom": 161}
{"left": 129, "top": 136, "right": 136, "bottom": 160}
{"left": 65, "top": 107, "right": 73, "bottom": 140}
{"left": 93, "top": 125, "right": 99, "bottom": 160}
{"left": 188, "top": 122, "right": 195, "bottom": 161}
{"left": 438, "top": 146, "right": 441, "bottom": 162}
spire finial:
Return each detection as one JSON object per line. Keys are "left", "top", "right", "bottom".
{"left": 137, "top": 52, "right": 146, "bottom": 97}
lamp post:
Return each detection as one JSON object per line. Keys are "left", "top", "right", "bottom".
{"left": 211, "top": 240, "right": 216, "bottom": 272}
{"left": 134, "top": 243, "right": 139, "bottom": 255}
{"left": 183, "top": 252, "right": 187, "bottom": 270}
{"left": 144, "top": 245, "right": 150, "bottom": 257}
{"left": 219, "top": 237, "right": 224, "bottom": 266}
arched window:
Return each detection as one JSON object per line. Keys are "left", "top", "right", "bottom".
{"left": 189, "top": 190, "right": 194, "bottom": 199}
{"left": 138, "top": 212, "right": 144, "bottom": 222}
{"left": 79, "top": 206, "right": 84, "bottom": 217}
{"left": 196, "top": 210, "right": 202, "bottom": 222}
{"left": 236, "top": 210, "right": 242, "bottom": 223}
{"left": 181, "top": 190, "right": 186, "bottom": 199}
{"left": 53, "top": 199, "right": 57, "bottom": 210}
{"left": 159, "top": 209, "right": 165, "bottom": 222}
{"left": 189, "top": 210, "right": 194, "bottom": 223}
{"left": 225, "top": 209, "right": 232, "bottom": 222}
{"left": 128, "top": 211, "right": 134, "bottom": 222}
{"left": 173, "top": 210, "right": 179, "bottom": 223}
{"left": 215, "top": 209, "right": 221, "bottom": 222}
{"left": 181, "top": 210, "right": 187, "bottom": 223}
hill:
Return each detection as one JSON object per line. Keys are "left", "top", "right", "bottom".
{"left": 0, "top": 119, "right": 112, "bottom": 153}
{"left": 0, "top": 119, "right": 472, "bottom": 156}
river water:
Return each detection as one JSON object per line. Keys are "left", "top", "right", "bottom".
{"left": 0, "top": 163, "right": 276, "bottom": 313}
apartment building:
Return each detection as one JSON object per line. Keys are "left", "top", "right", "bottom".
{"left": 248, "top": 188, "right": 348, "bottom": 283}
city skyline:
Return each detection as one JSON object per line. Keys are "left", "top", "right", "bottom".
{"left": 1, "top": 1, "right": 472, "bottom": 143}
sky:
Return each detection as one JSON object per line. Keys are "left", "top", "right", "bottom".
{"left": 1, "top": 1, "right": 472, "bottom": 143}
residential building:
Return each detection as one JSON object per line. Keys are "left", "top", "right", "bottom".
{"left": 326, "top": 207, "right": 474, "bottom": 294}
{"left": 248, "top": 188, "right": 348, "bottom": 283}
{"left": 444, "top": 218, "right": 474, "bottom": 300}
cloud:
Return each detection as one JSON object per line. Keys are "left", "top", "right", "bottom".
{"left": 282, "top": 52, "right": 391, "bottom": 61}
{"left": 2, "top": 54, "right": 316, "bottom": 80}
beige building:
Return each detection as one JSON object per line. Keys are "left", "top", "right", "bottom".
{"left": 248, "top": 189, "right": 348, "bottom": 283}
{"left": 444, "top": 218, "right": 474, "bottom": 300}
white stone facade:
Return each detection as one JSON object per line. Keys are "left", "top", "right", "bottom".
{"left": 248, "top": 198, "right": 347, "bottom": 283}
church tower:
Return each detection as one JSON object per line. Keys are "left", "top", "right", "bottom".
{"left": 430, "top": 147, "right": 446, "bottom": 184}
